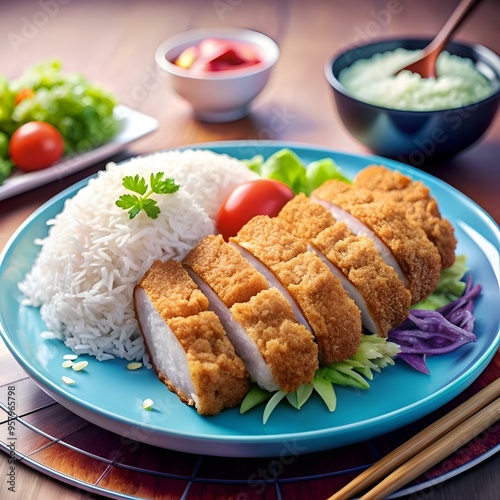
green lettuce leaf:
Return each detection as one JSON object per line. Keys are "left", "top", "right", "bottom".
{"left": 0, "top": 131, "right": 9, "bottom": 159}
{"left": 0, "top": 158, "right": 13, "bottom": 184}
{"left": 0, "top": 60, "right": 119, "bottom": 157}
{"left": 240, "top": 335, "right": 400, "bottom": 424}
{"left": 245, "top": 148, "right": 351, "bottom": 195}
{"left": 11, "top": 62, "right": 118, "bottom": 154}
{"left": 0, "top": 76, "right": 15, "bottom": 135}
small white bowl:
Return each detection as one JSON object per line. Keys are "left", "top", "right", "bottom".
{"left": 155, "top": 27, "right": 280, "bottom": 122}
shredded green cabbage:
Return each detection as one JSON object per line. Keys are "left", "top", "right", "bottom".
{"left": 240, "top": 335, "right": 400, "bottom": 424}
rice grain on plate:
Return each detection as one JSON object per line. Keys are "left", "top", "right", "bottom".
{"left": 19, "top": 149, "right": 258, "bottom": 362}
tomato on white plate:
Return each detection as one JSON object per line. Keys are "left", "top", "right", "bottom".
{"left": 9, "top": 121, "right": 65, "bottom": 172}
{"left": 216, "top": 178, "right": 295, "bottom": 240}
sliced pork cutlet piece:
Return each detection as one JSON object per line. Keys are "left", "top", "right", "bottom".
{"left": 183, "top": 235, "right": 318, "bottom": 392}
{"left": 312, "top": 180, "right": 442, "bottom": 304}
{"left": 230, "top": 288, "right": 318, "bottom": 392}
{"left": 353, "top": 165, "right": 456, "bottom": 268}
{"left": 311, "top": 224, "right": 411, "bottom": 337}
{"left": 310, "top": 183, "right": 408, "bottom": 287}
{"left": 134, "top": 260, "right": 249, "bottom": 415}
{"left": 278, "top": 193, "right": 337, "bottom": 241}
{"left": 278, "top": 194, "right": 411, "bottom": 336}
{"left": 183, "top": 234, "right": 268, "bottom": 307}
{"left": 231, "top": 215, "right": 362, "bottom": 364}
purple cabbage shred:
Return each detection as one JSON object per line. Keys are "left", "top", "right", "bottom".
{"left": 388, "top": 277, "right": 481, "bottom": 374}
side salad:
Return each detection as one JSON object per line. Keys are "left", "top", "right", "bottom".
{"left": 0, "top": 60, "right": 119, "bottom": 183}
{"left": 219, "top": 149, "right": 480, "bottom": 423}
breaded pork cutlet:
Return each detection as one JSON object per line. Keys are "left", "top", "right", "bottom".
{"left": 231, "top": 215, "right": 362, "bottom": 364}
{"left": 312, "top": 180, "right": 442, "bottom": 303}
{"left": 183, "top": 235, "right": 318, "bottom": 392}
{"left": 230, "top": 288, "right": 319, "bottom": 392}
{"left": 312, "top": 224, "right": 411, "bottom": 336}
{"left": 134, "top": 260, "right": 249, "bottom": 415}
{"left": 278, "top": 193, "right": 337, "bottom": 241}
{"left": 353, "top": 166, "right": 456, "bottom": 268}
{"left": 278, "top": 194, "right": 411, "bottom": 336}
{"left": 183, "top": 234, "right": 268, "bottom": 307}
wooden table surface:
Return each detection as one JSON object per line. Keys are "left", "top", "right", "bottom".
{"left": 1, "top": 0, "right": 499, "bottom": 499}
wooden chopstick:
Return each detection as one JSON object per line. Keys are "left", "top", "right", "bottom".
{"left": 359, "top": 397, "right": 500, "bottom": 499}
{"left": 327, "top": 377, "right": 500, "bottom": 500}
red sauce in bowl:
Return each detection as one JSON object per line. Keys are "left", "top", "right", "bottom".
{"left": 173, "top": 38, "right": 262, "bottom": 72}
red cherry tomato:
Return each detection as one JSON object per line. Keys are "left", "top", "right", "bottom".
{"left": 9, "top": 121, "right": 64, "bottom": 172}
{"left": 216, "top": 179, "right": 295, "bottom": 240}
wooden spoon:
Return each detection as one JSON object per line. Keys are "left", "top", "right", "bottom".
{"left": 396, "top": 0, "right": 483, "bottom": 78}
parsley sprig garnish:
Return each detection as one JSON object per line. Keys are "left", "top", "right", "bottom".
{"left": 115, "top": 173, "right": 180, "bottom": 219}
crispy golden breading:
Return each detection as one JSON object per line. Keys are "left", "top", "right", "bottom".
{"left": 354, "top": 165, "right": 457, "bottom": 268}
{"left": 230, "top": 288, "right": 318, "bottom": 392}
{"left": 231, "top": 215, "right": 308, "bottom": 268}
{"left": 312, "top": 180, "right": 442, "bottom": 303}
{"left": 278, "top": 196, "right": 410, "bottom": 335}
{"left": 183, "top": 235, "right": 268, "bottom": 307}
{"left": 278, "top": 193, "right": 336, "bottom": 240}
{"left": 232, "top": 215, "right": 362, "bottom": 363}
{"left": 312, "top": 182, "right": 380, "bottom": 217}
{"left": 184, "top": 234, "right": 319, "bottom": 391}
{"left": 312, "top": 223, "right": 411, "bottom": 336}
{"left": 186, "top": 236, "right": 318, "bottom": 391}
{"left": 354, "top": 165, "right": 411, "bottom": 191}
{"left": 408, "top": 199, "right": 455, "bottom": 268}
{"left": 272, "top": 252, "right": 362, "bottom": 364}
{"left": 135, "top": 260, "right": 248, "bottom": 415}
{"left": 165, "top": 312, "right": 249, "bottom": 415}
{"left": 313, "top": 179, "right": 375, "bottom": 206}
{"left": 137, "top": 260, "right": 208, "bottom": 320}
{"left": 348, "top": 201, "right": 441, "bottom": 303}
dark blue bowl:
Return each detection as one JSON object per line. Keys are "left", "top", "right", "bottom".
{"left": 325, "top": 38, "right": 500, "bottom": 166}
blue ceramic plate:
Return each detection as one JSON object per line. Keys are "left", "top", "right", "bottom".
{"left": 1, "top": 141, "right": 499, "bottom": 457}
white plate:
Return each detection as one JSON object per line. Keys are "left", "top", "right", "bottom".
{"left": 0, "top": 105, "right": 158, "bottom": 201}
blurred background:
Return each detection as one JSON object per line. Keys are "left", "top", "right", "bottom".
{"left": 1, "top": 0, "right": 499, "bottom": 155}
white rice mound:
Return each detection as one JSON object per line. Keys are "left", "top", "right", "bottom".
{"left": 19, "top": 149, "right": 258, "bottom": 362}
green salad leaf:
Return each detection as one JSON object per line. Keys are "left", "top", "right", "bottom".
{"left": 0, "top": 76, "right": 15, "bottom": 125}
{"left": 306, "top": 157, "right": 350, "bottom": 191}
{"left": 240, "top": 335, "right": 400, "bottom": 424}
{"left": 10, "top": 61, "right": 119, "bottom": 154}
{"left": 0, "top": 131, "right": 13, "bottom": 183}
{"left": 0, "top": 60, "right": 120, "bottom": 185}
{"left": 0, "top": 158, "right": 13, "bottom": 184}
{"left": 245, "top": 148, "right": 351, "bottom": 195}
{"left": 411, "top": 255, "right": 468, "bottom": 310}
{"left": 10, "top": 59, "right": 80, "bottom": 92}
{"left": 0, "top": 131, "right": 9, "bottom": 159}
